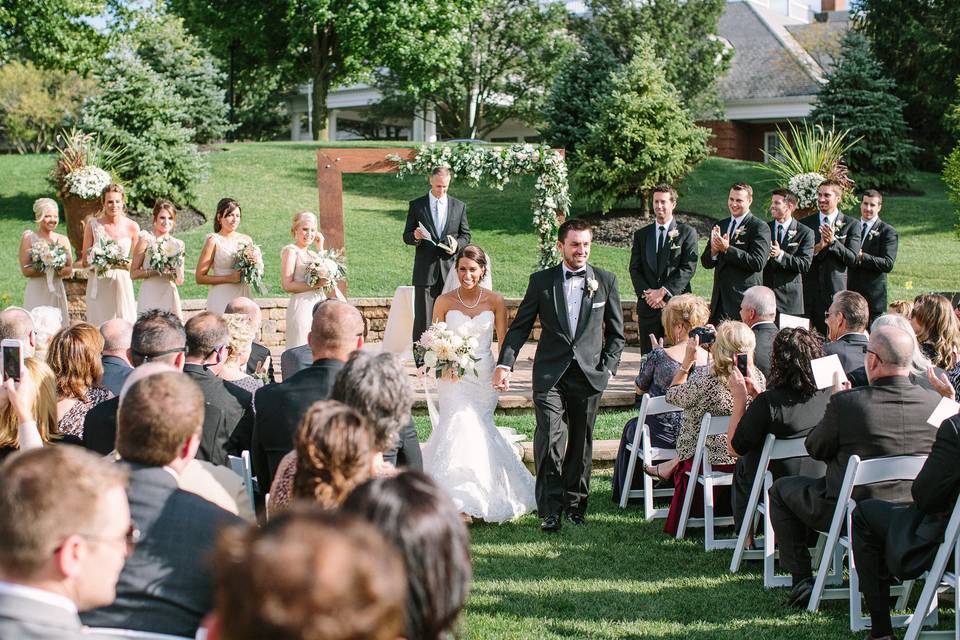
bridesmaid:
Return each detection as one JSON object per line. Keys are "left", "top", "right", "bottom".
{"left": 19, "top": 198, "right": 73, "bottom": 325}
{"left": 78, "top": 184, "right": 139, "bottom": 326}
{"left": 280, "top": 211, "right": 326, "bottom": 348}
{"left": 131, "top": 200, "right": 185, "bottom": 318}
{"left": 196, "top": 197, "right": 252, "bottom": 314}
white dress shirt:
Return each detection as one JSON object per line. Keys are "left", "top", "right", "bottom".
{"left": 561, "top": 263, "right": 586, "bottom": 336}
{"left": 0, "top": 581, "right": 78, "bottom": 615}
{"left": 820, "top": 210, "right": 840, "bottom": 228}
{"left": 774, "top": 219, "right": 791, "bottom": 263}
{"left": 428, "top": 192, "right": 447, "bottom": 235}
{"left": 861, "top": 217, "right": 880, "bottom": 238}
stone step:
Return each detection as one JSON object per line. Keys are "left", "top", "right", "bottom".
{"left": 520, "top": 439, "right": 620, "bottom": 470}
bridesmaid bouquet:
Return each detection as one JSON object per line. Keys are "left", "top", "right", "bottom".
{"left": 146, "top": 236, "right": 184, "bottom": 277}
{"left": 27, "top": 240, "right": 68, "bottom": 292}
{"left": 234, "top": 240, "right": 266, "bottom": 295}
{"left": 305, "top": 249, "right": 347, "bottom": 292}
{"left": 88, "top": 238, "right": 130, "bottom": 275}
{"left": 415, "top": 322, "right": 481, "bottom": 380}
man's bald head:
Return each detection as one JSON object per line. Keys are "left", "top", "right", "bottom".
{"left": 308, "top": 301, "right": 365, "bottom": 362}
{"left": 100, "top": 319, "right": 133, "bottom": 355}
{"left": 868, "top": 325, "right": 915, "bottom": 372}
{"left": 225, "top": 297, "right": 262, "bottom": 329}
{"left": 0, "top": 307, "right": 35, "bottom": 356}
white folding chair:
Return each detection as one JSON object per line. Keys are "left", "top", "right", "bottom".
{"left": 227, "top": 451, "right": 257, "bottom": 516}
{"left": 675, "top": 413, "right": 736, "bottom": 551}
{"left": 807, "top": 454, "right": 927, "bottom": 632}
{"left": 903, "top": 494, "right": 960, "bottom": 640}
{"left": 87, "top": 628, "right": 193, "bottom": 639}
{"left": 618, "top": 393, "right": 681, "bottom": 521}
{"left": 730, "top": 433, "right": 810, "bottom": 585}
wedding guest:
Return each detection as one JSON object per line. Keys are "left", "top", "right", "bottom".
{"left": 0, "top": 306, "right": 37, "bottom": 357}
{"left": 0, "top": 357, "right": 58, "bottom": 461}
{"left": 823, "top": 290, "right": 869, "bottom": 373}
{"left": 660, "top": 321, "right": 766, "bottom": 535}
{"left": 196, "top": 198, "right": 253, "bottom": 315}
{"left": 78, "top": 183, "right": 139, "bottom": 326}
{"left": 81, "top": 371, "right": 243, "bottom": 636}
{"left": 47, "top": 322, "right": 112, "bottom": 439}
{"left": 224, "top": 297, "right": 275, "bottom": 384}
{"left": 726, "top": 328, "right": 829, "bottom": 534}
{"left": 269, "top": 400, "right": 377, "bottom": 512}
{"left": 214, "top": 313, "right": 262, "bottom": 394}
{"left": 207, "top": 509, "right": 406, "bottom": 640}
{"left": 342, "top": 471, "right": 472, "bottom": 640}
{"left": 30, "top": 305, "right": 61, "bottom": 358}
{"left": 281, "top": 211, "right": 327, "bottom": 349}
{"left": 888, "top": 299, "right": 913, "bottom": 318}
{"left": 911, "top": 293, "right": 960, "bottom": 397}
{"left": 762, "top": 189, "right": 813, "bottom": 317}
{"left": 848, "top": 190, "right": 898, "bottom": 325}
{"left": 739, "top": 285, "right": 778, "bottom": 379}
{"left": 279, "top": 300, "right": 327, "bottom": 380}
{"left": 769, "top": 326, "right": 941, "bottom": 608}
{"left": 99, "top": 318, "right": 133, "bottom": 395}
{"left": 252, "top": 299, "right": 365, "bottom": 484}
{"left": 0, "top": 447, "right": 131, "bottom": 640}
{"left": 19, "top": 197, "right": 72, "bottom": 324}
{"left": 846, "top": 313, "right": 943, "bottom": 390}
{"left": 131, "top": 199, "right": 185, "bottom": 318}
{"left": 610, "top": 293, "right": 710, "bottom": 504}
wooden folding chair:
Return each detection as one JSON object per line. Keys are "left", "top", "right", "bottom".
{"left": 618, "top": 393, "right": 681, "bottom": 521}
{"left": 675, "top": 413, "right": 736, "bottom": 551}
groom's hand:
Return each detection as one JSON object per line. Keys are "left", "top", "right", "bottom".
{"left": 493, "top": 367, "right": 511, "bottom": 391}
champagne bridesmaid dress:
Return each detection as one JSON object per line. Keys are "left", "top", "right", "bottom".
{"left": 22, "top": 230, "right": 69, "bottom": 326}
{"left": 136, "top": 230, "right": 184, "bottom": 318}
{"left": 283, "top": 244, "right": 326, "bottom": 348}
{"left": 205, "top": 233, "right": 252, "bottom": 314}
{"left": 85, "top": 219, "right": 136, "bottom": 326}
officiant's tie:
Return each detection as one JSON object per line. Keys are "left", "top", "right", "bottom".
{"left": 657, "top": 225, "right": 666, "bottom": 252}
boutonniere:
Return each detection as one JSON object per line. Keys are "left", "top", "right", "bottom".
{"left": 734, "top": 226, "right": 747, "bottom": 238}
{"left": 833, "top": 220, "right": 844, "bottom": 234}
{"left": 787, "top": 229, "right": 797, "bottom": 240}
{"left": 868, "top": 229, "right": 880, "bottom": 240}
{"left": 669, "top": 242, "right": 681, "bottom": 251}
{"left": 667, "top": 229, "right": 679, "bottom": 240}
{"left": 586, "top": 278, "right": 599, "bottom": 298}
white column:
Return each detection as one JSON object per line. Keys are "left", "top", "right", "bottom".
{"left": 290, "top": 108, "right": 301, "bottom": 141}
{"left": 412, "top": 105, "right": 426, "bottom": 141}
{"left": 328, "top": 109, "right": 338, "bottom": 141}
{"left": 425, "top": 105, "right": 437, "bottom": 143}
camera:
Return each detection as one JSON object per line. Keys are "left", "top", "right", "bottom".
{"left": 688, "top": 326, "right": 716, "bottom": 346}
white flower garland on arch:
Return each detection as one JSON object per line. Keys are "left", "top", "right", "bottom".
{"left": 389, "top": 143, "right": 570, "bottom": 269}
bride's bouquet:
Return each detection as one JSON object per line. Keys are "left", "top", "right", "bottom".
{"left": 415, "top": 321, "right": 481, "bottom": 380}
{"left": 234, "top": 240, "right": 266, "bottom": 295}
{"left": 88, "top": 237, "right": 130, "bottom": 275}
{"left": 27, "top": 240, "right": 68, "bottom": 292}
{"left": 305, "top": 249, "right": 347, "bottom": 292}
{"left": 146, "top": 236, "right": 184, "bottom": 277}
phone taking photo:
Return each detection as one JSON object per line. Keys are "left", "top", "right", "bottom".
{"left": 735, "top": 352, "right": 749, "bottom": 377}
{"left": 1, "top": 339, "right": 23, "bottom": 383}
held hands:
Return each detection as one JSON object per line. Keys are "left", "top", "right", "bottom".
{"left": 832, "top": 370, "right": 851, "bottom": 394}
{"left": 642, "top": 288, "right": 667, "bottom": 309}
{"left": 492, "top": 367, "right": 511, "bottom": 392}
{"left": 769, "top": 241, "right": 782, "bottom": 259}
{"left": 413, "top": 227, "right": 429, "bottom": 241}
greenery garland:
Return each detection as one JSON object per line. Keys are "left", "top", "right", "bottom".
{"left": 389, "top": 143, "right": 570, "bottom": 269}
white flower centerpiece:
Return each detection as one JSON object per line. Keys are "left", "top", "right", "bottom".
{"left": 146, "top": 236, "right": 184, "bottom": 277}
{"left": 305, "top": 249, "right": 347, "bottom": 292}
{"left": 415, "top": 321, "right": 482, "bottom": 380}
{"left": 234, "top": 240, "right": 266, "bottom": 295}
{"left": 63, "top": 166, "right": 112, "bottom": 201}
{"left": 788, "top": 172, "right": 826, "bottom": 210}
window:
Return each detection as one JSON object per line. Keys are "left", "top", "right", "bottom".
{"left": 763, "top": 131, "right": 784, "bottom": 164}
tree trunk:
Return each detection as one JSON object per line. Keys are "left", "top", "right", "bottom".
{"left": 310, "top": 22, "right": 329, "bottom": 141}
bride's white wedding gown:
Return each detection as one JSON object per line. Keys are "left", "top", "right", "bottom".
{"left": 422, "top": 309, "right": 536, "bottom": 523}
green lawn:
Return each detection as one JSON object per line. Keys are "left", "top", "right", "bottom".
{"left": 0, "top": 143, "right": 956, "bottom": 305}
{"left": 414, "top": 409, "right": 635, "bottom": 442}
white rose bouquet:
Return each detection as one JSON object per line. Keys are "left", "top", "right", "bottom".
{"left": 88, "top": 237, "right": 130, "bottom": 275}
{"left": 305, "top": 249, "right": 347, "bottom": 291}
{"left": 234, "top": 240, "right": 266, "bottom": 294}
{"left": 415, "top": 321, "right": 481, "bottom": 380}
{"left": 146, "top": 236, "right": 184, "bottom": 277}
{"left": 63, "top": 165, "right": 112, "bottom": 200}
{"left": 27, "top": 240, "right": 68, "bottom": 292}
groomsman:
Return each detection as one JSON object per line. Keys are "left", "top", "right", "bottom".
{"left": 762, "top": 189, "right": 813, "bottom": 316}
{"left": 701, "top": 183, "right": 771, "bottom": 324}
{"left": 800, "top": 179, "right": 862, "bottom": 335}
{"left": 847, "top": 190, "right": 898, "bottom": 325}
{"left": 629, "top": 184, "right": 698, "bottom": 353}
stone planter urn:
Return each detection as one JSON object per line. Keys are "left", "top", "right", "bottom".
{"left": 62, "top": 194, "right": 102, "bottom": 260}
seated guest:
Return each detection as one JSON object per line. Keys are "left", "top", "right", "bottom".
{"left": 823, "top": 290, "right": 870, "bottom": 373}
{"left": 81, "top": 371, "right": 243, "bottom": 636}
{"left": 0, "top": 357, "right": 58, "bottom": 461}
{"left": 343, "top": 471, "right": 472, "bottom": 640}
{"left": 726, "top": 328, "right": 830, "bottom": 534}
{"left": 29, "top": 306, "right": 61, "bottom": 357}
{"left": 739, "top": 285, "right": 778, "bottom": 378}
{"left": 183, "top": 312, "right": 253, "bottom": 466}
{"left": 253, "top": 299, "right": 365, "bottom": 485}
{"left": 851, "top": 413, "right": 960, "bottom": 640}
{"left": 269, "top": 400, "right": 377, "bottom": 512}
{"left": 207, "top": 509, "right": 406, "bottom": 640}
{"left": 47, "top": 323, "right": 112, "bottom": 439}
{"left": 224, "top": 297, "right": 275, "bottom": 384}
{"left": 911, "top": 293, "right": 960, "bottom": 397}
{"left": 214, "top": 313, "right": 263, "bottom": 393}
{"left": 769, "top": 325, "right": 942, "bottom": 608}
{"left": 0, "top": 306, "right": 37, "bottom": 357}
{"left": 280, "top": 300, "right": 327, "bottom": 380}
{"left": 98, "top": 318, "right": 133, "bottom": 395}
{"left": 847, "top": 314, "right": 945, "bottom": 391}
{"left": 659, "top": 321, "right": 767, "bottom": 535}
{"left": 0, "top": 447, "right": 131, "bottom": 640}
{"left": 888, "top": 299, "right": 913, "bottom": 318}
{"left": 611, "top": 294, "right": 710, "bottom": 503}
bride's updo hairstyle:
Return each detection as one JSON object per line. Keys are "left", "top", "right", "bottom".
{"left": 152, "top": 199, "right": 177, "bottom": 222}
{"left": 290, "top": 211, "right": 317, "bottom": 237}
{"left": 213, "top": 197, "right": 240, "bottom": 232}
{"left": 456, "top": 244, "right": 487, "bottom": 281}
{"left": 100, "top": 183, "right": 126, "bottom": 215}
{"left": 32, "top": 198, "right": 58, "bottom": 222}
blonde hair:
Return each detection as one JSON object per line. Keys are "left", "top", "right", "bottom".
{"left": 911, "top": 294, "right": 960, "bottom": 368}
{"left": 291, "top": 211, "right": 318, "bottom": 237}
{"left": 222, "top": 313, "right": 255, "bottom": 362}
{"left": 660, "top": 294, "right": 710, "bottom": 345}
{"left": 888, "top": 299, "right": 914, "bottom": 318}
{"left": 710, "top": 320, "right": 756, "bottom": 380}
{"left": 0, "top": 358, "right": 59, "bottom": 449}
{"left": 100, "top": 183, "right": 126, "bottom": 216}
{"left": 32, "top": 198, "right": 58, "bottom": 222}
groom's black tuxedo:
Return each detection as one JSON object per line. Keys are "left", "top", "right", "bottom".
{"left": 498, "top": 263, "right": 625, "bottom": 518}
{"left": 629, "top": 220, "right": 698, "bottom": 353}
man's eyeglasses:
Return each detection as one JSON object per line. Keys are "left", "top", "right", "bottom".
{"left": 131, "top": 346, "right": 186, "bottom": 362}
{"left": 66, "top": 525, "right": 142, "bottom": 553}
{"left": 866, "top": 348, "right": 884, "bottom": 364}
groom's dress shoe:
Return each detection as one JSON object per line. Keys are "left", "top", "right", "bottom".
{"left": 566, "top": 512, "right": 586, "bottom": 526}
{"left": 785, "top": 577, "right": 814, "bottom": 608}
{"left": 541, "top": 515, "right": 562, "bottom": 533}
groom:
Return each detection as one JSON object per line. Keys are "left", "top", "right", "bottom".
{"left": 493, "top": 219, "right": 625, "bottom": 532}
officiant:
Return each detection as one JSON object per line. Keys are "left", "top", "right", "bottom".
{"left": 402, "top": 165, "right": 471, "bottom": 351}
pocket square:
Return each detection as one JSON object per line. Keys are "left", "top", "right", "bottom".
{"left": 787, "top": 242, "right": 799, "bottom": 247}
{"left": 591, "top": 301, "right": 605, "bottom": 309}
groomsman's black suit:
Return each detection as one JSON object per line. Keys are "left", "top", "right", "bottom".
{"left": 852, "top": 415, "right": 960, "bottom": 626}
{"left": 824, "top": 332, "right": 869, "bottom": 374}
{"left": 800, "top": 211, "right": 862, "bottom": 334}
{"left": 182, "top": 363, "right": 252, "bottom": 467}
{"left": 700, "top": 213, "right": 771, "bottom": 324}
{"left": 628, "top": 219, "right": 698, "bottom": 353}
{"left": 402, "top": 193, "right": 470, "bottom": 345}
{"left": 762, "top": 218, "right": 814, "bottom": 315}
{"left": 498, "top": 263, "right": 625, "bottom": 519}
{"left": 847, "top": 219, "right": 899, "bottom": 323}
{"left": 769, "top": 375, "right": 941, "bottom": 580}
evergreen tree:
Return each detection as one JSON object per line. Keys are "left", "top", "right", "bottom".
{"left": 573, "top": 37, "right": 710, "bottom": 213}
{"left": 811, "top": 30, "right": 917, "bottom": 190}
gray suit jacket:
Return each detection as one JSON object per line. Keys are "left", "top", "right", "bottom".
{"left": 0, "top": 589, "right": 87, "bottom": 639}
{"left": 100, "top": 355, "right": 133, "bottom": 396}
{"left": 80, "top": 464, "right": 242, "bottom": 637}
{"left": 280, "top": 344, "right": 313, "bottom": 381}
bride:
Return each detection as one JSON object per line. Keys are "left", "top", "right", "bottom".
{"left": 421, "top": 244, "right": 536, "bottom": 523}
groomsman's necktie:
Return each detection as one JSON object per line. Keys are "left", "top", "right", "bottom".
{"left": 776, "top": 225, "right": 784, "bottom": 246}
{"left": 862, "top": 222, "right": 868, "bottom": 239}
{"left": 657, "top": 225, "right": 666, "bottom": 252}
{"left": 727, "top": 218, "right": 737, "bottom": 238}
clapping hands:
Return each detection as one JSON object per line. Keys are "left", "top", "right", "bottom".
{"left": 710, "top": 226, "right": 730, "bottom": 254}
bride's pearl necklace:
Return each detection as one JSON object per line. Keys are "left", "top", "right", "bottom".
{"left": 457, "top": 286, "right": 483, "bottom": 309}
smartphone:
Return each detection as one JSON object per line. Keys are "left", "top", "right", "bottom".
{"left": 735, "top": 352, "right": 749, "bottom": 376}
{"left": 1, "top": 339, "right": 23, "bottom": 383}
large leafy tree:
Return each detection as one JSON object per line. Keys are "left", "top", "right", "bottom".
{"left": 0, "top": 0, "right": 106, "bottom": 72}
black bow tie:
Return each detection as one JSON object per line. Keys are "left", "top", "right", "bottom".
{"left": 565, "top": 269, "right": 586, "bottom": 280}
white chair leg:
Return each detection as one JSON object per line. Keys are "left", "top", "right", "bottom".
{"left": 619, "top": 422, "right": 643, "bottom": 510}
